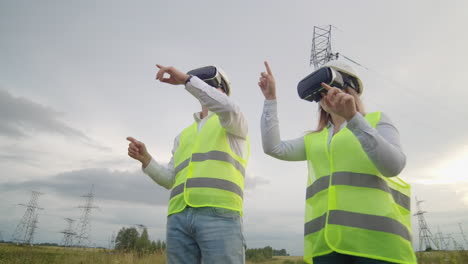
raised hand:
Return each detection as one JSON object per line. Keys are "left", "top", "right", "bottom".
{"left": 126, "top": 136, "right": 152, "bottom": 168}
{"left": 321, "top": 83, "right": 357, "bottom": 121}
{"left": 258, "top": 61, "right": 276, "bottom": 100}
{"left": 155, "top": 64, "right": 190, "bottom": 85}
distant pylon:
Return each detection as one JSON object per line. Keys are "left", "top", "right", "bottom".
{"left": 458, "top": 223, "right": 468, "bottom": 249}
{"left": 11, "top": 191, "right": 43, "bottom": 245}
{"left": 448, "top": 233, "right": 464, "bottom": 250}
{"left": 414, "top": 197, "right": 438, "bottom": 251}
{"left": 108, "top": 231, "right": 116, "bottom": 250}
{"left": 0, "top": 230, "right": 4, "bottom": 241}
{"left": 60, "top": 218, "right": 76, "bottom": 247}
{"left": 310, "top": 25, "right": 339, "bottom": 69}
{"left": 435, "top": 226, "right": 449, "bottom": 250}
{"left": 75, "top": 185, "right": 98, "bottom": 247}
{"left": 26, "top": 213, "right": 40, "bottom": 245}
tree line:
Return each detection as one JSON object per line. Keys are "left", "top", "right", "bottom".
{"left": 246, "top": 246, "right": 289, "bottom": 262}
{"left": 115, "top": 227, "right": 293, "bottom": 261}
{"left": 115, "top": 227, "right": 165, "bottom": 256}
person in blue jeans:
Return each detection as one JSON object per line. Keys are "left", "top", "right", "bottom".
{"left": 127, "top": 64, "right": 249, "bottom": 264}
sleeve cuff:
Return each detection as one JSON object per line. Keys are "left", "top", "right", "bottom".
{"left": 263, "top": 99, "right": 277, "bottom": 112}
{"left": 142, "top": 158, "right": 156, "bottom": 174}
{"left": 346, "top": 112, "right": 367, "bottom": 131}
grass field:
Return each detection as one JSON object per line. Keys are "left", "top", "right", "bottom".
{"left": 1, "top": 243, "right": 468, "bottom": 264}
{"left": 416, "top": 250, "right": 468, "bottom": 264}
{"left": 0, "top": 243, "right": 306, "bottom": 264}
{"left": 0, "top": 243, "right": 165, "bottom": 264}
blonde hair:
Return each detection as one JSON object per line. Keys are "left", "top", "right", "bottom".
{"left": 315, "top": 87, "right": 365, "bottom": 132}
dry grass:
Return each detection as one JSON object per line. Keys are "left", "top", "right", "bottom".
{"left": 3, "top": 244, "right": 468, "bottom": 264}
{"left": 416, "top": 250, "right": 468, "bottom": 264}
{"left": 258, "top": 256, "right": 306, "bottom": 264}
{"left": 0, "top": 243, "right": 165, "bottom": 264}
{"left": 0, "top": 243, "right": 307, "bottom": 264}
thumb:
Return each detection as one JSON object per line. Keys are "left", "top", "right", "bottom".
{"left": 161, "top": 78, "right": 172, "bottom": 83}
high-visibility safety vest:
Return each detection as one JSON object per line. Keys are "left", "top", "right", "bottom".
{"left": 303, "top": 112, "right": 416, "bottom": 264}
{"left": 168, "top": 114, "right": 250, "bottom": 215}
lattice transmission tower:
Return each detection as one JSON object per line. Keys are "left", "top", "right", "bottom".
{"left": 414, "top": 197, "right": 438, "bottom": 251}
{"left": 108, "top": 231, "right": 116, "bottom": 250}
{"left": 310, "top": 25, "right": 339, "bottom": 69}
{"left": 435, "top": 226, "right": 450, "bottom": 250}
{"left": 448, "top": 233, "right": 464, "bottom": 250}
{"left": 75, "top": 185, "right": 98, "bottom": 247}
{"left": 60, "top": 218, "right": 76, "bottom": 247}
{"left": 11, "top": 191, "right": 43, "bottom": 245}
{"left": 458, "top": 223, "right": 468, "bottom": 249}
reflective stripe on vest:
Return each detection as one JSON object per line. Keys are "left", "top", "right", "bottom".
{"left": 192, "top": 151, "right": 246, "bottom": 177}
{"left": 306, "top": 172, "right": 410, "bottom": 211}
{"left": 170, "top": 178, "right": 244, "bottom": 199}
{"left": 174, "top": 158, "right": 190, "bottom": 175}
{"left": 173, "top": 151, "right": 246, "bottom": 177}
{"left": 304, "top": 210, "right": 411, "bottom": 242}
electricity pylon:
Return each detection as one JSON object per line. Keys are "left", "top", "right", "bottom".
{"left": 414, "top": 197, "right": 438, "bottom": 251}
{"left": 435, "top": 227, "right": 449, "bottom": 250}
{"left": 75, "top": 185, "right": 98, "bottom": 247}
{"left": 108, "top": 231, "right": 116, "bottom": 250}
{"left": 60, "top": 218, "right": 76, "bottom": 247}
{"left": 448, "top": 233, "right": 464, "bottom": 251}
{"left": 458, "top": 223, "right": 468, "bottom": 249}
{"left": 310, "top": 25, "right": 339, "bottom": 69}
{"left": 11, "top": 191, "right": 43, "bottom": 245}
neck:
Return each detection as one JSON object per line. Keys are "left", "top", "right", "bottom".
{"left": 200, "top": 106, "right": 209, "bottom": 119}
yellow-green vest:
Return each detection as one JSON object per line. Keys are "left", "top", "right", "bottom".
{"left": 303, "top": 112, "right": 416, "bottom": 264}
{"left": 168, "top": 114, "right": 250, "bottom": 215}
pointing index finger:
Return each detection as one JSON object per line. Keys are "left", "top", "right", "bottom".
{"left": 321, "top": 82, "right": 332, "bottom": 91}
{"left": 264, "top": 61, "right": 273, "bottom": 75}
{"left": 126, "top": 137, "right": 138, "bottom": 144}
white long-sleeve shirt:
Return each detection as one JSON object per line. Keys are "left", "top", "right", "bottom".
{"left": 143, "top": 76, "right": 249, "bottom": 189}
{"left": 261, "top": 100, "right": 406, "bottom": 177}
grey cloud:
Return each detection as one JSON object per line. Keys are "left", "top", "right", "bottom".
{"left": 0, "top": 168, "right": 170, "bottom": 206}
{"left": 0, "top": 89, "right": 110, "bottom": 151}
{"left": 0, "top": 144, "right": 44, "bottom": 166}
{"left": 0, "top": 153, "right": 35, "bottom": 164}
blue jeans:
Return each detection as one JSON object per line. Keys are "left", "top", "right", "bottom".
{"left": 166, "top": 206, "right": 245, "bottom": 264}
{"left": 313, "top": 252, "right": 396, "bottom": 264}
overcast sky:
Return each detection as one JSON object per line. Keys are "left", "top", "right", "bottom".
{"left": 1, "top": 0, "right": 468, "bottom": 255}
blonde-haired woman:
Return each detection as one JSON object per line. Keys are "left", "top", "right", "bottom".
{"left": 258, "top": 61, "right": 416, "bottom": 264}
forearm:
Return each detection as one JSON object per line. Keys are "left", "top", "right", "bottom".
{"left": 185, "top": 77, "right": 247, "bottom": 139}
{"left": 142, "top": 158, "right": 175, "bottom": 189}
{"left": 261, "top": 100, "right": 307, "bottom": 161}
{"left": 347, "top": 112, "right": 406, "bottom": 177}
